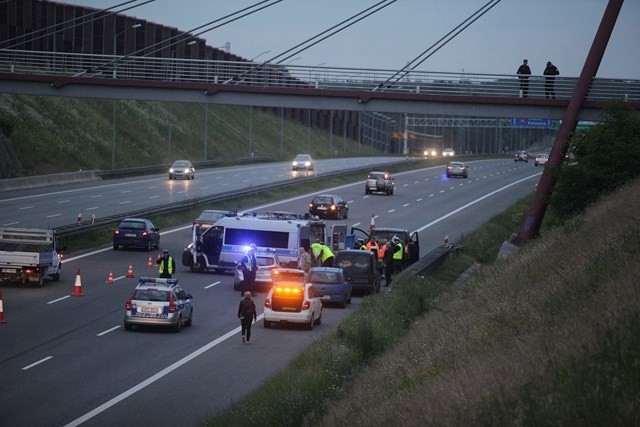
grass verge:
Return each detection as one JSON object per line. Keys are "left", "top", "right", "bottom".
{"left": 199, "top": 178, "right": 640, "bottom": 426}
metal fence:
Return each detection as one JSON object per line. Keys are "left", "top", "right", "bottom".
{"left": 2, "top": 49, "right": 639, "bottom": 102}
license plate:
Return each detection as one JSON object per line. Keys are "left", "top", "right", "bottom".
{"left": 317, "top": 207, "right": 326, "bottom": 210}
{"left": 1, "top": 268, "right": 17, "bottom": 273}
{"left": 125, "top": 233, "right": 137, "bottom": 237}
{"left": 322, "top": 295, "right": 331, "bottom": 300}
{"left": 140, "top": 306, "right": 158, "bottom": 313}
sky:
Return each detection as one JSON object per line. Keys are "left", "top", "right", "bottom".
{"left": 67, "top": 0, "right": 640, "bottom": 79}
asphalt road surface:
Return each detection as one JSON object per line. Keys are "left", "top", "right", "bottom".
{"left": 0, "top": 158, "right": 541, "bottom": 426}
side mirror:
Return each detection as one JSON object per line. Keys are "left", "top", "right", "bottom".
{"left": 187, "top": 293, "right": 193, "bottom": 299}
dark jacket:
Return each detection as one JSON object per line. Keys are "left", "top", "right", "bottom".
{"left": 544, "top": 64, "right": 559, "bottom": 79}
{"left": 238, "top": 298, "right": 257, "bottom": 321}
{"left": 517, "top": 64, "right": 531, "bottom": 78}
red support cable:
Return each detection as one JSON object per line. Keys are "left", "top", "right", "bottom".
{"left": 512, "top": 0, "right": 624, "bottom": 245}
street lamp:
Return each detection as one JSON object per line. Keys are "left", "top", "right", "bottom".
{"left": 251, "top": 50, "right": 271, "bottom": 62}
{"left": 309, "top": 62, "right": 326, "bottom": 87}
{"left": 285, "top": 56, "right": 302, "bottom": 65}
{"left": 112, "top": 23, "right": 142, "bottom": 78}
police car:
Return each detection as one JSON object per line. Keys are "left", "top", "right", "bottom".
{"left": 124, "top": 277, "right": 193, "bottom": 332}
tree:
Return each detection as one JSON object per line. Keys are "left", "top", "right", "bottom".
{"left": 549, "top": 101, "right": 640, "bottom": 221}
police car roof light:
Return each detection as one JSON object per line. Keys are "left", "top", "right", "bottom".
{"left": 139, "top": 277, "right": 178, "bottom": 285}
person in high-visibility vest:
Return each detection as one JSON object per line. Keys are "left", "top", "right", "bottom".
{"left": 319, "top": 241, "right": 335, "bottom": 267}
{"left": 311, "top": 240, "right": 324, "bottom": 266}
{"left": 357, "top": 239, "right": 366, "bottom": 250}
{"left": 156, "top": 249, "right": 176, "bottom": 279}
{"left": 365, "top": 236, "right": 380, "bottom": 259}
{"left": 391, "top": 235, "right": 404, "bottom": 275}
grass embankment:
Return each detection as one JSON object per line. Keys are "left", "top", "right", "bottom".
{"left": 202, "top": 178, "right": 640, "bottom": 426}
{"left": 0, "top": 94, "right": 377, "bottom": 177}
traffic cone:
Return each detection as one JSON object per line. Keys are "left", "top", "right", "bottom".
{"left": 106, "top": 270, "right": 114, "bottom": 284}
{"left": 71, "top": 268, "right": 84, "bottom": 296}
{"left": 444, "top": 235, "right": 449, "bottom": 245}
{"left": 0, "top": 291, "right": 7, "bottom": 324}
{"left": 369, "top": 213, "right": 376, "bottom": 231}
{"left": 146, "top": 256, "right": 153, "bottom": 269}
{"left": 126, "top": 263, "right": 135, "bottom": 278}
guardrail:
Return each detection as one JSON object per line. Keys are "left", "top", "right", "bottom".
{"left": 2, "top": 49, "right": 638, "bottom": 102}
{"left": 54, "top": 158, "right": 415, "bottom": 238}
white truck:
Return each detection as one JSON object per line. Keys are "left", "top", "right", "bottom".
{"left": 0, "top": 227, "right": 62, "bottom": 287}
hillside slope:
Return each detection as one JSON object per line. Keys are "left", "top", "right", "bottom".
{"left": 0, "top": 94, "right": 376, "bottom": 178}
{"left": 316, "top": 178, "right": 640, "bottom": 425}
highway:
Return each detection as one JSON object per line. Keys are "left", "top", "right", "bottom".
{"left": 0, "top": 156, "right": 408, "bottom": 230}
{"left": 0, "top": 158, "right": 541, "bottom": 426}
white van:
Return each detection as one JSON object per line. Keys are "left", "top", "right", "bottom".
{"left": 181, "top": 212, "right": 345, "bottom": 273}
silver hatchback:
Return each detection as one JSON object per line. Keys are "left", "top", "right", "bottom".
{"left": 124, "top": 277, "right": 193, "bottom": 332}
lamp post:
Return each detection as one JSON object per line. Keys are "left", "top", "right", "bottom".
{"left": 309, "top": 62, "right": 326, "bottom": 88}
{"left": 251, "top": 50, "right": 271, "bottom": 62}
{"left": 111, "top": 23, "right": 142, "bottom": 169}
{"left": 112, "top": 23, "right": 142, "bottom": 78}
{"left": 285, "top": 56, "right": 302, "bottom": 65}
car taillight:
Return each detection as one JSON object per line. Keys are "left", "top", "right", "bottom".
{"left": 330, "top": 205, "right": 336, "bottom": 211}
{"left": 309, "top": 203, "right": 314, "bottom": 208}
{"left": 168, "top": 293, "right": 176, "bottom": 313}
{"left": 126, "top": 300, "right": 132, "bottom": 310}
{"left": 114, "top": 230, "right": 120, "bottom": 235}
{"left": 265, "top": 297, "right": 271, "bottom": 308}
{"left": 302, "top": 300, "right": 310, "bottom": 310}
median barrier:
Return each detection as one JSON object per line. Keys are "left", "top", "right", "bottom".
{"left": 390, "top": 243, "right": 464, "bottom": 287}
{"left": 0, "top": 170, "right": 101, "bottom": 192}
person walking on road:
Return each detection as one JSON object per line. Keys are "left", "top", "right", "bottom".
{"left": 238, "top": 291, "right": 257, "bottom": 344}
{"left": 543, "top": 61, "right": 559, "bottom": 99}
{"left": 517, "top": 59, "right": 531, "bottom": 98}
{"left": 156, "top": 249, "right": 176, "bottom": 279}
{"left": 239, "top": 243, "right": 258, "bottom": 296}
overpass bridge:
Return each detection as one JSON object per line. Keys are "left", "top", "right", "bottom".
{"left": 1, "top": 49, "right": 639, "bottom": 122}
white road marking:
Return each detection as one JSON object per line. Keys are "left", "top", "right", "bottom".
{"left": 64, "top": 316, "right": 263, "bottom": 427}
{"left": 204, "top": 281, "right": 221, "bottom": 289}
{"left": 22, "top": 356, "right": 53, "bottom": 371}
{"left": 20, "top": 206, "right": 34, "bottom": 210}
{"left": 85, "top": 206, "right": 98, "bottom": 211}
{"left": 388, "top": 209, "right": 395, "bottom": 213}
{"left": 47, "top": 295, "right": 70, "bottom": 304}
{"left": 46, "top": 214, "right": 61, "bottom": 218}
{"left": 119, "top": 201, "right": 131, "bottom": 204}
{"left": 2, "top": 221, "right": 20, "bottom": 226}
{"left": 58, "top": 200, "right": 70, "bottom": 204}
{"left": 403, "top": 203, "right": 410, "bottom": 207}
{"left": 97, "top": 326, "right": 121, "bottom": 336}
{"left": 416, "top": 198, "right": 422, "bottom": 202}
{"left": 91, "top": 195, "right": 102, "bottom": 198}
{"left": 149, "top": 195, "right": 160, "bottom": 199}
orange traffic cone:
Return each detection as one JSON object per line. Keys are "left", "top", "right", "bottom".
{"left": 369, "top": 213, "right": 376, "bottom": 231}
{"left": 71, "top": 268, "right": 84, "bottom": 296}
{"left": 0, "top": 291, "right": 7, "bottom": 324}
{"left": 444, "top": 235, "right": 449, "bottom": 245}
{"left": 146, "top": 256, "right": 153, "bottom": 269}
{"left": 126, "top": 263, "right": 135, "bottom": 278}
{"left": 106, "top": 270, "right": 115, "bottom": 284}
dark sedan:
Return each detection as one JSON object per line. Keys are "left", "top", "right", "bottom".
{"left": 309, "top": 194, "right": 348, "bottom": 219}
{"left": 113, "top": 218, "right": 160, "bottom": 251}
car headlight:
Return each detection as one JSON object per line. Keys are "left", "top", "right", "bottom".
{"left": 183, "top": 168, "right": 189, "bottom": 173}
{"left": 304, "top": 161, "right": 311, "bottom": 167}
{"left": 292, "top": 161, "right": 298, "bottom": 166}
{"left": 169, "top": 168, "right": 175, "bottom": 173}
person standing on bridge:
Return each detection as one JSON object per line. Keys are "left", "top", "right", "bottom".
{"left": 543, "top": 61, "right": 560, "bottom": 99}
{"left": 517, "top": 59, "right": 531, "bottom": 98}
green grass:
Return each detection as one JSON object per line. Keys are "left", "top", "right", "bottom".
{"left": 199, "top": 177, "right": 640, "bottom": 427}
{"left": 0, "top": 94, "right": 379, "bottom": 178}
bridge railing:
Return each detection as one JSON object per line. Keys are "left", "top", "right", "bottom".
{"left": 1, "top": 49, "right": 638, "bottom": 102}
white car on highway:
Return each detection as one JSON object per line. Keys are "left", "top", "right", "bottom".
{"left": 263, "top": 268, "right": 323, "bottom": 330}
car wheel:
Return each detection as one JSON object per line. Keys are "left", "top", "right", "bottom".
{"left": 315, "top": 309, "right": 322, "bottom": 325}
{"left": 446, "top": 173, "right": 450, "bottom": 178}
{"left": 264, "top": 319, "right": 272, "bottom": 328}
{"left": 124, "top": 322, "right": 132, "bottom": 331}
{"left": 52, "top": 266, "right": 61, "bottom": 282}
{"left": 154, "top": 238, "right": 160, "bottom": 250}
{"left": 173, "top": 316, "right": 182, "bottom": 333}
{"left": 347, "top": 294, "right": 352, "bottom": 304}
{"left": 344, "top": 209, "right": 348, "bottom": 219}
{"left": 185, "top": 309, "right": 193, "bottom": 327}
{"left": 305, "top": 315, "right": 314, "bottom": 330}
{"left": 365, "top": 188, "right": 370, "bottom": 195}
{"left": 113, "top": 243, "right": 119, "bottom": 250}
{"left": 340, "top": 300, "right": 346, "bottom": 309}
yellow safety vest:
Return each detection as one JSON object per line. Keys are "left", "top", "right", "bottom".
{"left": 311, "top": 243, "right": 323, "bottom": 258}
{"left": 158, "top": 256, "right": 175, "bottom": 274}
{"left": 320, "top": 244, "right": 334, "bottom": 262}
{"left": 393, "top": 242, "right": 403, "bottom": 260}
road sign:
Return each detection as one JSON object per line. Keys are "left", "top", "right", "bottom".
{"left": 511, "top": 118, "right": 554, "bottom": 128}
